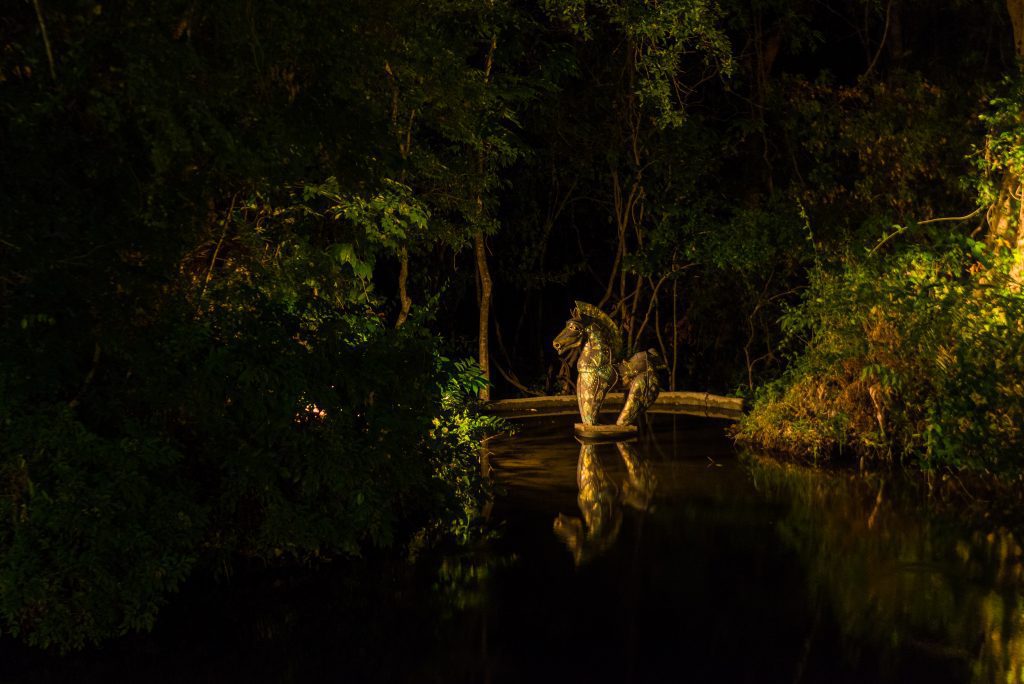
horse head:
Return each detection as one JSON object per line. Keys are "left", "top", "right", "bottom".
{"left": 552, "top": 314, "right": 588, "bottom": 355}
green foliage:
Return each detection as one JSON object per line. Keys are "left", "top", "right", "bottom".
{"left": 778, "top": 71, "right": 978, "bottom": 241}
{"left": 738, "top": 241, "right": 1024, "bottom": 473}
{"left": 971, "top": 74, "right": 1024, "bottom": 247}
{"left": 429, "top": 359, "right": 512, "bottom": 543}
{"left": 544, "top": 0, "right": 731, "bottom": 128}
{"left": 976, "top": 76, "right": 1024, "bottom": 191}
{"left": 0, "top": 0, "right": 516, "bottom": 641}
{"left": 729, "top": 6, "right": 1022, "bottom": 466}
{"left": 0, "top": 304, "right": 499, "bottom": 649}
{"left": 0, "top": 410, "right": 202, "bottom": 651}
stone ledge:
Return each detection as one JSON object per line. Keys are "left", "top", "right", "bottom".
{"left": 485, "top": 391, "right": 743, "bottom": 419}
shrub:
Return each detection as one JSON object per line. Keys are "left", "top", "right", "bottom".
{"left": 0, "top": 289, "right": 501, "bottom": 649}
{"left": 736, "top": 240, "right": 1024, "bottom": 474}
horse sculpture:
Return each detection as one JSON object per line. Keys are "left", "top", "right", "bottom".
{"left": 552, "top": 300, "right": 664, "bottom": 427}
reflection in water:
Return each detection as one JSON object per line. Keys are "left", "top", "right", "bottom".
{"left": 553, "top": 439, "right": 657, "bottom": 565}
{"left": 618, "top": 440, "right": 657, "bottom": 513}
{"left": 746, "top": 454, "right": 1024, "bottom": 683}
{"left": 19, "top": 415, "right": 1024, "bottom": 683}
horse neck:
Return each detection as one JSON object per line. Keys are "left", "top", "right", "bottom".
{"left": 578, "top": 326, "right": 612, "bottom": 371}
{"left": 583, "top": 326, "right": 611, "bottom": 356}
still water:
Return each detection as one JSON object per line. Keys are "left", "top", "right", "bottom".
{"left": 463, "top": 414, "right": 1024, "bottom": 683}
{"left": 6, "top": 414, "right": 1024, "bottom": 682}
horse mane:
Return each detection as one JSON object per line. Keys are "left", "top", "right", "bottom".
{"left": 573, "top": 301, "right": 624, "bottom": 360}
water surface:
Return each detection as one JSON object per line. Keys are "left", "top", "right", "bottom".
{"left": 464, "top": 413, "right": 1024, "bottom": 683}
{"left": 6, "top": 413, "right": 1024, "bottom": 683}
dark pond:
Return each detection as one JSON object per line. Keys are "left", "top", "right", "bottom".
{"left": 5, "top": 414, "right": 1024, "bottom": 682}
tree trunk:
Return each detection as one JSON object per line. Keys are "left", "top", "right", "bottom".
{"left": 395, "top": 246, "right": 411, "bottom": 327}
{"left": 989, "top": 0, "right": 1024, "bottom": 283}
{"left": 31, "top": 0, "right": 57, "bottom": 81}
{"left": 1012, "top": 187, "right": 1024, "bottom": 285}
{"left": 671, "top": 278, "right": 678, "bottom": 392}
{"left": 475, "top": 32, "right": 497, "bottom": 400}
{"left": 987, "top": 176, "right": 1021, "bottom": 249}
{"left": 475, "top": 229, "right": 492, "bottom": 400}
{"left": 1010, "top": 0, "right": 1024, "bottom": 56}
{"left": 386, "top": 61, "right": 418, "bottom": 327}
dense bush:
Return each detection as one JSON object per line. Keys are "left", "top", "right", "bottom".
{"left": 737, "top": 240, "right": 1024, "bottom": 473}
{"left": 0, "top": 0, "right": 514, "bottom": 650}
{"left": 0, "top": 200, "right": 502, "bottom": 649}
{"left": 0, "top": 307, "right": 498, "bottom": 650}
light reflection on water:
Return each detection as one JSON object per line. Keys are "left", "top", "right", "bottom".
{"left": 479, "top": 413, "right": 1024, "bottom": 683}
{"left": 743, "top": 454, "right": 1024, "bottom": 684}
{"left": 553, "top": 440, "right": 657, "bottom": 565}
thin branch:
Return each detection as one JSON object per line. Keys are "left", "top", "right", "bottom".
{"left": 652, "top": 282, "right": 670, "bottom": 367}
{"left": 31, "top": 0, "right": 57, "bottom": 81}
{"left": 868, "top": 206, "right": 985, "bottom": 256}
{"left": 631, "top": 275, "right": 669, "bottom": 352}
{"left": 68, "top": 342, "right": 101, "bottom": 409}
{"left": 201, "top": 194, "right": 238, "bottom": 297}
{"left": 598, "top": 171, "right": 627, "bottom": 309}
{"left": 863, "top": 0, "right": 893, "bottom": 79}
{"left": 744, "top": 271, "right": 774, "bottom": 390}
{"left": 54, "top": 242, "right": 113, "bottom": 266}
{"left": 494, "top": 361, "right": 544, "bottom": 397}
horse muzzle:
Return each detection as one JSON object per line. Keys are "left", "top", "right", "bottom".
{"left": 553, "top": 337, "right": 582, "bottom": 355}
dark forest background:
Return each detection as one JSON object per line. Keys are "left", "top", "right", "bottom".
{"left": 3, "top": 0, "right": 1024, "bottom": 650}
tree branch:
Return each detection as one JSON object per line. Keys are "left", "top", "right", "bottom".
{"left": 31, "top": 0, "right": 57, "bottom": 81}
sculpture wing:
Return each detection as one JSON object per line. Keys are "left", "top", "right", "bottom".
{"left": 574, "top": 300, "right": 624, "bottom": 360}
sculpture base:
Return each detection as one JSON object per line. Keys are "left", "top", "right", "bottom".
{"left": 574, "top": 423, "right": 638, "bottom": 440}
